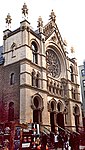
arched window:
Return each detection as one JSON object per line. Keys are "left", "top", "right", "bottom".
{"left": 74, "top": 90, "right": 76, "bottom": 99}
{"left": 31, "top": 41, "right": 38, "bottom": 64}
{"left": 8, "top": 102, "right": 14, "bottom": 121}
{"left": 56, "top": 84, "right": 59, "bottom": 94}
{"left": 83, "top": 80, "right": 85, "bottom": 87}
{"left": 51, "top": 101, "right": 54, "bottom": 111}
{"left": 11, "top": 42, "right": 16, "bottom": 57}
{"left": 70, "top": 66, "right": 74, "bottom": 82}
{"left": 32, "top": 95, "right": 43, "bottom": 123}
{"left": 32, "top": 71, "right": 40, "bottom": 88}
{"left": 10, "top": 73, "right": 15, "bottom": 85}
{"left": 36, "top": 73, "right": 39, "bottom": 88}
{"left": 32, "top": 71, "right": 35, "bottom": 86}
{"left": 81, "top": 69, "right": 85, "bottom": 76}
{"left": 34, "top": 97, "right": 39, "bottom": 109}
{"left": 71, "top": 88, "right": 76, "bottom": 99}
{"left": 57, "top": 103, "right": 61, "bottom": 112}
{"left": 57, "top": 101, "right": 64, "bottom": 112}
{"left": 71, "top": 88, "right": 74, "bottom": 99}
{"left": 73, "top": 105, "right": 80, "bottom": 132}
{"left": 60, "top": 86, "right": 63, "bottom": 96}
{"left": 53, "top": 82, "right": 56, "bottom": 94}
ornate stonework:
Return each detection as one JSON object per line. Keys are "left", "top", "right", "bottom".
{"left": 1, "top": 4, "right": 83, "bottom": 133}
{"left": 46, "top": 49, "right": 61, "bottom": 78}
{"left": 49, "top": 9, "right": 56, "bottom": 22}
{"left": 5, "top": 13, "right": 12, "bottom": 28}
{"left": 37, "top": 16, "right": 43, "bottom": 27}
{"left": 22, "top": 3, "right": 28, "bottom": 18}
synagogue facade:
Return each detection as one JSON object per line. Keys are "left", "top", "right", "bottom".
{"left": 0, "top": 3, "right": 83, "bottom": 133}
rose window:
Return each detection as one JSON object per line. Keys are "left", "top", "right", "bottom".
{"left": 46, "top": 49, "right": 61, "bottom": 78}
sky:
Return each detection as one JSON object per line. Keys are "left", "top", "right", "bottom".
{"left": 0, "top": 0, "right": 85, "bottom": 66}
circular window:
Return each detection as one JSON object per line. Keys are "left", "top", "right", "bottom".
{"left": 46, "top": 49, "right": 61, "bottom": 78}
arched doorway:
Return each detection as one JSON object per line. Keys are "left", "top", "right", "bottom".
{"left": 57, "top": 112, "right": 64, "bottom": 132}
{"left": 56, "top": 102, "right": 64, "bottom": 132}
{"left": 75, "top": 115, "right": 79, "bottom": 132}
{"left": 33, "top": 97, "right": 41, "bottom": 123}
{"left": 50, "top": 101, "right": 56, "bottom": 133}
{"left": 73, "top": 105, "right": 80, "bottom": 132}
{"left": 31, "top": 94, "right": 43, "bottom": 124}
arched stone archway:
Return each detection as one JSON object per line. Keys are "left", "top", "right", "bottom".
{"left": 56, "top": 101, "right": 65, "bottom": 132}
{"left": 48, "top": 98, "right": 57, "bottom": 133}
{"left": 56, "top": 112, "right": 64, "bottom": 132}
{"left": 33, "top": 97, "right": 41, "bottom": 123}
{"left": 73, "top": 105, "right": 80, "bottom": 132}
{"left": 31, "top": 94, "right": 43, "bottom": 124}
{"left": 50, "top": 101, "right": 56, "bottom": 133}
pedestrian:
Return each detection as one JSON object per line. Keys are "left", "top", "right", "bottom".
{"left": 54, "top": 133, "right": 58, "bottom": 149}
{"left": 41, "top": 133, "right": 47, "bottom": 150}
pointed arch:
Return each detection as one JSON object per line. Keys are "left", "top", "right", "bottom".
{"left": 36, "top": 72, "right": 40, "bottom": 88}
{"left": 73, "top": 104, "right": 80, "bottom": 132}
{"left": 31, "top": 69, "right": 36, "bottom": 86}
{"left": 56, "top": 100, "right": 65, "bottom": 131}
{"left": 73, "top": 104, "right": 80, "bottom": 116}
{"left": 70, "top": 65, "right": 74, "bottom": 82}
{"left": 71, "top": 88, "right": 76, "bottom": 99}
{"left": 48, "top": 98, "right": 57, "bottom": 133}
{"left": 56, "top": 112, "right": 64, "bottom": 131}
{"left": 11, "top": 42, "right": 17, "bottom": 57}
{"left": 31, "top": 93, "right": 43, "bottom": 123}
{"left": 31, "top": 93, "right": 44, "bottom": 110}
{"left": 57, "top": 100, "right": 65, "bottom": 113}
{"left": 47, "top": 98, "right": 57, "bottom": 112}
{"left": 31, "top": 41, "right": 38, "bottom": 64}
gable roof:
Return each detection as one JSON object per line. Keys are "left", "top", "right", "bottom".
{"left": 43, "top": 19, "right": 66, "bottom": 55}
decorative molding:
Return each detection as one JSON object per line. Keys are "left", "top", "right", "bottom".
{"left": 31, "top": 93, "right": 44, "bottom": 111}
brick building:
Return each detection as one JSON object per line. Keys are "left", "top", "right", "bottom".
{"left": 0, "top": 3, "right": 83, "bottom": 133}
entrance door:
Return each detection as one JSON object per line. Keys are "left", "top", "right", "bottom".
{"left": 33, "top": 110, "right": 38, "bottom": 123}
{"left": 75, "top": 115, "right": 79, "bottom": 132}
{"left": 56, "top": 112, "right": 64, "bottom": 132}
{"left": 50, "top": 112, "right": 55, "bottom": 133}
{"left": 33, "top": 97, "right": 42, "bottom": 124}
{"left": 33, "top": 110, "right": 42, "bottom": 124}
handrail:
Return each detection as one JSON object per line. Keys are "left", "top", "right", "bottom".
{"left": 40, "top": 124, "right": 80, "bottom": 136}
{"left": 65, "top": 127, "right": 80, "bottom": 135}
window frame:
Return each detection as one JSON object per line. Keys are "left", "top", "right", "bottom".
{"left": 81, "top": 69, "right": 85, "bottom": 76}
{"left": 84, "top": 91, "right": 85, "bottom": 99}
{"left": 10, "top": 73, "right": 15, "bottom": 85}
{"left": 31, "top": 41, "right": 38, "bottom": 64}
{"left": 70, "top": 66, "right": 74, "bottom": 82}
{"left": 83, "top": 80, "right": 85, "bottom": 87}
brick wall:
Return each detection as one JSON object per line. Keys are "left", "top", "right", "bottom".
{"left": 0, "top": 62, "right": 20, "bottom": 122}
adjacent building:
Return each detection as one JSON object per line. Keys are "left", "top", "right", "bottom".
{"left": 0, "top": 3, "right": 83, "bottom": 133}
{"left": 79, "top": 62, "right": 85, "bottom": 118}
